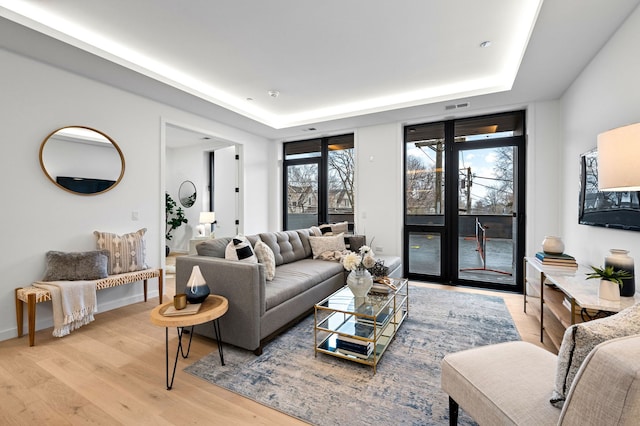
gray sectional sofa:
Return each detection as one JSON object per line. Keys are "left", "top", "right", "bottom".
{"left": 175, "top": 228, "right": 401, "bottom": 354}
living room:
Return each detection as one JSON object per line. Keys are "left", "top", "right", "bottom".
{"left": 1, "top": 1, "right": 640, "bottom": 424}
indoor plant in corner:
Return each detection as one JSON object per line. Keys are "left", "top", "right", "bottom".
{"left": 585, "top": 265, "right": 633, "bottom": 301}
{"left": 165, "top": 192, "right": 188, "bottom": 255}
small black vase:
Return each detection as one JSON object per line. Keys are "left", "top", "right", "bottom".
{"left": 185, "top": 265, "right": 210, "bottom": 304}
{"left": 186, "top": 282, "right": 210, "bottom": 304}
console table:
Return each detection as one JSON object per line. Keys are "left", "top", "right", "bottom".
{"left": 523, "top": 257, "right": 638, "bottom": 350}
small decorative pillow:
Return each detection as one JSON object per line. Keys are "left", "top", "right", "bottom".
{"left": 319, "top": 221, "right": 349, "bottom": 235}
{"left": 550, "top": 302, "right": 640, "bottom": 407}
{"left": 225, "top": 236, "right": 258, "bottom": 263}
{"left": 254, "top": 241, "right": 276, "bottom": 281}
{"left": 42, "top": 250, "right": 109, "bottom": 281}
{"left": 310, "top": 226, "right": 322, "bottom": 237}
{"left": 308, "top": 233, "right": 346, "bottom": 258}
{"left": 94, "top": 228, "right": 148, "bottom": 275}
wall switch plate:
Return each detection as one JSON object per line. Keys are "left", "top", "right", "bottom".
{"left": 132, "top": 211, "right": 139, "bottom": 221}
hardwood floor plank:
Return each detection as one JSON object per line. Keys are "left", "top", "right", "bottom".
{"left": 0, "top": 279, "right": 557, "bottom": 425}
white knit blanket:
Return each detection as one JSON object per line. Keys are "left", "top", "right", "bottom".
{"left": 33, "top": 280, "right": 98, "bottom": 337}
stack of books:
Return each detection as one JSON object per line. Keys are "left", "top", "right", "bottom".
{"left": 535, "top": 252, "right": 578, "bottom": 268}
{"left": 336, "top": 334, "right": 373, "bottom": 359}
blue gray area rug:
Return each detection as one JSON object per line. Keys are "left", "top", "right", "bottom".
{"left": 185, "top": 286, "right": 520, "bottom": 425}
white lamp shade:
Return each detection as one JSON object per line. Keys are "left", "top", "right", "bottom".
{"left": 199, "top": 211, "right": 216, "bottom": 224}
{"left": 187, "top": 265, "right": 206, "bottom": 288}
{"left": 597, "top": 123, "right": 640, "bottom": 191}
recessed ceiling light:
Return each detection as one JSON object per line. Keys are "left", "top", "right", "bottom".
{"left": 268, "top": 90, "right": 280, "bottom": 98}
{"left": 246, "top": 97, "right": 254, "bottom": 101}
{"left": 479, "top": 41, "right": 492, "bottom": 48}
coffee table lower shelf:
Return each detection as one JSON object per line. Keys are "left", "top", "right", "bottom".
{"left": 315, "top": 311, "right": 407, "bottom": 373}
{"left": 314, "top": 278, "right": 409, "bottom": 374}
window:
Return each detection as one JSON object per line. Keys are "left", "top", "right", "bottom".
{"left": 283, "top": 134, "right": 355, "bottom": 230}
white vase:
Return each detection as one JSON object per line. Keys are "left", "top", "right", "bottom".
{"left": 347, "top": 269, "right": 373, "bottom": 298}
{"left": 598, "top": 279, "right": 620, "bottom": 301}
{"left": 542, "top": 236, "right": 565, "bottom": 254}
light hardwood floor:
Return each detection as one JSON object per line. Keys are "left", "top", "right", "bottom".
{"left": 1, "top": 267, "right": 557, "bottom": 425}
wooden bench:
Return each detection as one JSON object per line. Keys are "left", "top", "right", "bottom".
{"left": 15, "top": 268, "right": 163, "bottom": 346}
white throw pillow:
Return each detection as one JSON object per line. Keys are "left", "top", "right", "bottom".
{"left": 308, "top": 233, "right": 346, "bottom": 258}
{"left": 319, "top": 221, "right": 349, "bottom": 236}
{"left": 254, "top": 241, "right": 276, "bottom": 281}
{"left": 225, "top": 236, "right": 258, "bottom": 263}
{"left": 550, "top": 303, "right": 640, "bottom": 407}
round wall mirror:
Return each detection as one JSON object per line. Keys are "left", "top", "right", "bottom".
{"left": 39, "top": 126, "right": 125, "bottom": 195}
{"left": 179, "top": 180, "right": 197, "bottom": 208}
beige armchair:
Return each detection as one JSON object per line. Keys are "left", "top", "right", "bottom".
{"left": 441, "top": 334, "right": 640, "bottom": 425}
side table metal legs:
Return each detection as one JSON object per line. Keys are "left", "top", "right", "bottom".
{"left": 163, "top": 319, "right": 225, "bottom": 390}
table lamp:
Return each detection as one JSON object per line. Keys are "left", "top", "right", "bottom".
{"left": 199, "top": 211, "right": 216, "bottom": 238}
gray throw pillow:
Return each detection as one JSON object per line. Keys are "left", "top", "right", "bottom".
{"left": 550, "top": 302, "right": 640, "bottom": 407}
{"left": 196, "top": 237, "right": 232, "bottom": 258}
{"left": 42, "top": 250, "right": 109, "bottom": 281}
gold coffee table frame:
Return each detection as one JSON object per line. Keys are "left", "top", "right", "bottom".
{"left": 314, "top": 278, "right": 409, "bottom": 373}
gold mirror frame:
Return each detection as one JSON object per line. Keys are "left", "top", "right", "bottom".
{"left": 39, "top": 126, "right": 125, "bottom": 196}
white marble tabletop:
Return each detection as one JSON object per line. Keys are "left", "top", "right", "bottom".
{"left": 526, "top": 257, "right": 638, "bottom": 312}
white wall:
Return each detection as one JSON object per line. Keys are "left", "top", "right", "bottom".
{"left": 559, "top": 5, "right": 640, "bottom": 266}
{"left": 0, "top": 47, "right": 270, "bottom": 341}
{"left": 355, "top": 123, "right": 404, "bottom": 257}
{"left": 213, "top": 145, "right": 239, "bottom": 238}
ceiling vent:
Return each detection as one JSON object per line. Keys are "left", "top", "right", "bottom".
{"left": 445, "top": 102, "right": 470, "bottom": 110}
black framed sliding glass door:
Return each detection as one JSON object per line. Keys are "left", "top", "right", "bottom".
{"left": 404, "top": 111, "right": 525, "bottom": 292}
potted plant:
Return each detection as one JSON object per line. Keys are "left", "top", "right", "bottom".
{"left": 585, "top": 265, "right": 633, "bottom": 301}
{"left": 166, "top": 192, "right": 188, "bottom": 255}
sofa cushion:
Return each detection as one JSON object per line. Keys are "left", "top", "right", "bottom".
{"left": 196, "top": 237, "right": 232, "bottom": 258}
{"left": 42, "top": 250, "right": 109, "bottom": 281}
{"left": 551, "top": 302, "right": 640, "bottom": 407}
{"left": 308, "top": 234, "right": 346, "bottom": 258}
{"left": 254, "top": 241, "right": 276, "bottom": 281}
{"left": 259, "top": 231, "right": 308, "bottom": 266}
{"left": 94, "top": 228, "right": 148, "bottom": 274}
{"left": 265, "top": 259, "right": 345, "bottom": 310}
{"left": 225, "top": 236, "right": 258, "bottom": 263}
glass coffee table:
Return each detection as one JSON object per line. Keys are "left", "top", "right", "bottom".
{"left": 314, "top": 278, "right": 408, "bottom": 373}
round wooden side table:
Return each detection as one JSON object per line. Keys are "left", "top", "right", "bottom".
{"left": 150, "top": 294, "right": 228, "bottom": 390}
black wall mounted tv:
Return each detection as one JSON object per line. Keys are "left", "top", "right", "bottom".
{"left": 57, "top": 176, "right": 116, "bottom": 194}
{"left": 579, "top": 148, "right": 640, "bottom": 231}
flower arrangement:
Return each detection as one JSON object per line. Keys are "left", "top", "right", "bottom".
{"left": 342, "top": 245, "right": 377, "bottom": 272}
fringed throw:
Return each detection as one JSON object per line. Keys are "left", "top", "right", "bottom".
{"left": 33, "top": 280, "right": 97, "bottom": 337}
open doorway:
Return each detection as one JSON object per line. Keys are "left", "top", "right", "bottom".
{"left": 164, "top": 122, "right": 241, "bottom": 260}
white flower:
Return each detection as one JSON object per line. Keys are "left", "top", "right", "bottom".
{"left": 342, "top": 252, "right": 361, "bottom": 271}
{"left": 359, "top": 245, "right": 374, "bottom": 257}
{"left": 362, "top": 255, "right": 376, "bottom": 269}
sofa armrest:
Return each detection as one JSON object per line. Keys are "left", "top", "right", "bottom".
{"left": 176, "top": 255, "right": 266, "bottom": 351}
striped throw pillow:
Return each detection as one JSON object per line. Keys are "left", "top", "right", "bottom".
{"left": 94, "top": 228, "right": 148, "bottom": 275}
